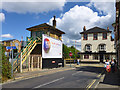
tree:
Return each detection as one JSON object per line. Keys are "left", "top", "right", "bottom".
{"left": 0, "top": 44, "right": 12, "bottom": 82}
{"left": 63, "top": 44, "right": 80, "bottom": 59}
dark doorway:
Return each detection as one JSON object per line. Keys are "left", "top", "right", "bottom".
{"left": 100, "top": 54, "right": 104, "bottom": 62}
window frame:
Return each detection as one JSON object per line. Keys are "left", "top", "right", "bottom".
{"left": 84, "top": 55, "right": 89, "bottom": 59}
{"left": 93, "top": 33, "right": 98, "bottom": 40}
{"left": 83, "top": 34, "right": 88, "bottom": 40}
{"left": 99, "top": 44, "right": 106, "bottom": 51}
{"left": 103, "top": 33, "right": 107, "bottom": 40}
{"left": 85, "top": 44, "right": 91, "bottom": 51}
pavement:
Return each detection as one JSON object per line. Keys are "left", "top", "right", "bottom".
{"left": 96, "top": 68, "right": 120, "bottom": 89}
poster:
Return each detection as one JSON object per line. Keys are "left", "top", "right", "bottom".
{"left": 42, "top": 34, "right": 62, "bottom": 58}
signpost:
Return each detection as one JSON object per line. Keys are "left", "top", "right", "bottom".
{"left": 69, "top": 51, "right": 72, "bottom": 67}
{"left": 6, "top": 46, "right": 16, "bottom": 77}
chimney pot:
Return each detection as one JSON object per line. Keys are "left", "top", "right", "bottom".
{"left": 107, "top": 27, "right": 109, "bottom": 30}
{"left": 53, "top": 16, "right": 56, "bottom": 28}
{"left": 83, "top": 26, "right": 86, "bottom": 31}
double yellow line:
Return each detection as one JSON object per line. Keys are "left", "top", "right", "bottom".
{"left": 86, "top": 79, "right": 96, "bottom": 90}
{"left": 86, "top": 70, "right": 104, "bottom": 90}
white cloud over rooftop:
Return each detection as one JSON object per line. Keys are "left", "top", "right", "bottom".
{"left": 49, "top": 2, "right": 115, "bottom": 50}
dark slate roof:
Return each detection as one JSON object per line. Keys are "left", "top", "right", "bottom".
{"left": 26, "top": 23, "right": 65, "bottom": 34}
{"left": 80, "top": 27, "right": 112, "bottom": 34}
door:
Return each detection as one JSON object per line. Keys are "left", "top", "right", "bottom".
{"left": 100, "top": 54, "right": 104, "bottom": 62}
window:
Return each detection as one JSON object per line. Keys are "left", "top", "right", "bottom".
{"left": 93, "top": 33, "right": 98, "bottom": 40}
{"left": 103, "top": 33, "right": 107, "bottom": 39}
{"left": 84, "top": 55, "right": 89, "bottom": 59}
{"left": 83, "top": 34, "right": 88, "bottom": 40}
{"left": 99, "top": 44, "right": 106, "bottom": 51}
{"left": 87, "top": 45, "right": 90, "bottom": 51}
{"left": 32, "top": 31, "right": 36, "bottom": 39}
{"left": 85, "top": 44, "right": 91, "bottom": 51}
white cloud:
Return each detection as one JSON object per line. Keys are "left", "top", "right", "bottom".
{"left": 49, "top": 4, "right": 115, "bottom": 50}
{"left": 0, "top": 13, "right": 5, "bottom": 22}
{"left": 1, "top": 34, "right": 13, "bottom": 38}
{"left": 87, "top": 0, "right": 115, "bottom": 15}
{"left": 1, "top": 0, "right": 66, "bottom": 14}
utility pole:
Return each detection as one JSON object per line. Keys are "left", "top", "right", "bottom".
{"left": 11, "top": 48, "right": 13, "bottom": 77}
{"left": 75, "top": 40, "right": 76, "bottom": 59}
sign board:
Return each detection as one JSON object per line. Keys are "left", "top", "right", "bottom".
{"left": 69, "top": 52, "right": 72, "bottom": 56}
{"left": 52, "top": 61, "right": 55, "bottom": 63}
{"left": 6, "top": 46, "right": 16, "bottom": 50}
{"left": 42, "top": 34, "right": 62, "bottom": 58}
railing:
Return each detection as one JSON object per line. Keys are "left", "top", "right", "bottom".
{"left": 13, "top": 37, "right": 38, "bottom": 72}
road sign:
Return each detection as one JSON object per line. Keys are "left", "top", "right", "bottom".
{"left": 6, "top": 46, "right": 16, "bottom": 78}
{"left": 6, "top": 46, "right": 16, "bottom": 50}
{"left": 69, "top": 52, "right": 72, "bottom": 56}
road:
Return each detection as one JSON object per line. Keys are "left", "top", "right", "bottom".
{"left": 2, "top": 66, "right": 104, "bottom": 89}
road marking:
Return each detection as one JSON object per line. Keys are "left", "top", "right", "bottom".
{"left": 86, "top": 70, "right": 105, "bottom": 89}
{"left": 86, "top": 79, "right": 96, "bottom": 90}
{"left": 97, "top": 73, "right": 101, "bottom": 78}
{"left": 33, "top": 77, "right": 64, "bottom": 88}
{"left": 72, "top": 71, "right": 83, "bottom": 76}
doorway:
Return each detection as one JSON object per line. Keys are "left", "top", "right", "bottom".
{"left": 100, "top": 54, "right": 104, "bottom": 62}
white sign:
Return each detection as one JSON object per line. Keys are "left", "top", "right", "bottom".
{"left": 42, "top": 34, "right": 62, "bottom": 58}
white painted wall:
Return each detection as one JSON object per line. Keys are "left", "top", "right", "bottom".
{"left": 81, "top": 32, "right": 115, "bottom": 53}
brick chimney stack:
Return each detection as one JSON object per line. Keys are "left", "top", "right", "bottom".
{"left": 107, "top": 27, "right": 109, "bottom": 30}
{"left": 83, "top": 26, "right": 86, "bottom": 31}
{"left": 53, "top": 16, "right": 56, "bottom": 28}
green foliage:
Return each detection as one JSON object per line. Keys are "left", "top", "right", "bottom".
{"left": 0, "top": 44, "right": 12, "bottom": 82}
{"left": 63, "top": 44, "right": 80, "bottom": 59}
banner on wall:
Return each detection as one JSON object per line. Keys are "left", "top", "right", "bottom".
{"left": 42, "top": 34, "right": 62, "bottom": 58}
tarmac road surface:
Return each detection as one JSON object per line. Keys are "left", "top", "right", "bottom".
{"left": 2, "top": 66, "right": 104, "bottom": 89}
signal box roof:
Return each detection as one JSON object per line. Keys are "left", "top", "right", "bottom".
{"left": 26, "top": 23, "right": 65, "bottom": 34}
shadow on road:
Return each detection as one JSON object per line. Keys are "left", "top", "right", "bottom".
{"left": 76, "top": 65, "right": 120, "bottom": 87}
{"left": 76, "top": 66, "right": 104, "bottom": 74}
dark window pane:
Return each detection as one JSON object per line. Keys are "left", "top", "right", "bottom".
{"left": 103, "top": 33, "right": 107, "bottom": 39}
{"left": 84, "top": 34, "right": 87, "bottom": 40}
{"left": 84, "top": 55, "right": 89, "bottom": 59}
{"left": 94, "top": 34, "right": 97, "bottom": 39}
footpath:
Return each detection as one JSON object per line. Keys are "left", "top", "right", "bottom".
{"left": 96, "top": 68, "right": 120, "bottom": 89}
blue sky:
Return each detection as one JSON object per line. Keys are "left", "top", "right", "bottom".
{"left": 0, "top": 0, "right": 115, "bottom": 50}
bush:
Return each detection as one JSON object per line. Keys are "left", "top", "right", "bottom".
{"left": 0, "top": 45, "right": 12, "bottom": 82}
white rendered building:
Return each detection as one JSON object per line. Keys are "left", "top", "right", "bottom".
{"left": 80, "top": 26, "right": 116, "bottom": 62}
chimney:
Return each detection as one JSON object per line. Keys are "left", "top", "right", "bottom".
{"left": 107, "top": 27, "right": 109, "bottom": 30}
{"left": 83, "top": 26, "right": 86, "bottom": 31}
{"left": 53, "top": 16, "right": 56, "bottom": 28}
